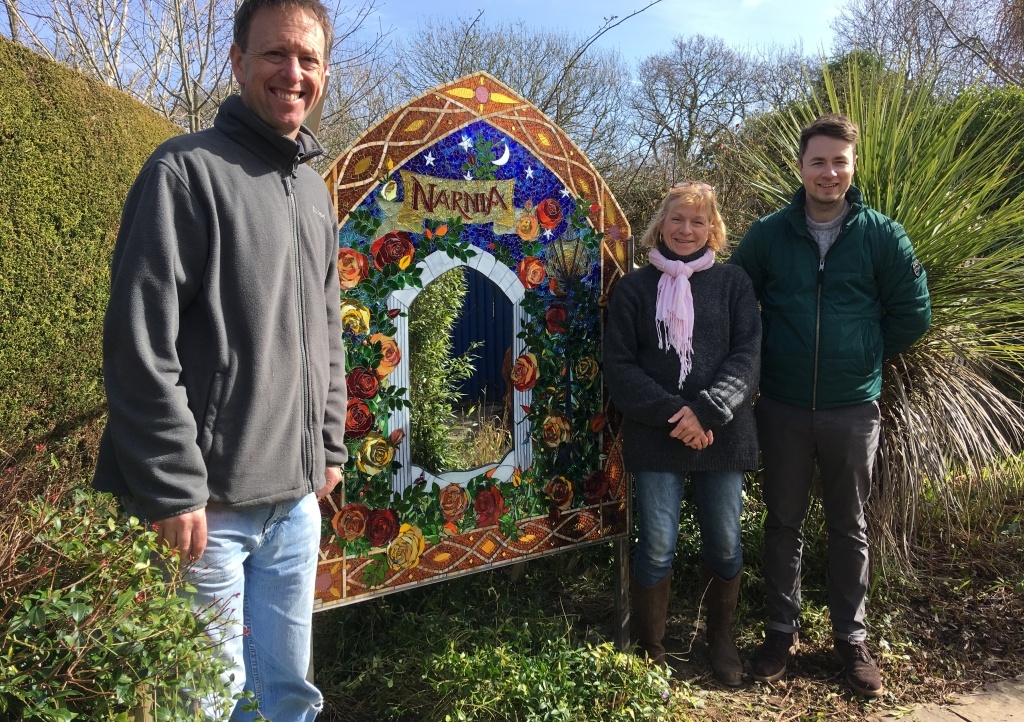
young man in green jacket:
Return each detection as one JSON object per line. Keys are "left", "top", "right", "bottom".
{"left": 729, "top": 114, "right": 931, "bottom": 697}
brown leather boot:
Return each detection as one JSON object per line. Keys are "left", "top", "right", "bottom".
{"left": 701, "top": 564, "right": 744, "bottom": 687}
{"left": 630, "top": 571, "right": 672, "bottom": 667}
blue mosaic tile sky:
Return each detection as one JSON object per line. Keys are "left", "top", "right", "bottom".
{"left": 343, "top": 120, "right": 582, "bottom": 267}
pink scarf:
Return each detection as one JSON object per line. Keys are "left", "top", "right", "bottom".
{"left": 647, "top": 246, "right": 716, "bottom": 388}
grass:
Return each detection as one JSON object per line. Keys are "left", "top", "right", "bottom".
{"left": 312, "top": 477, "right": 1024, "bottom": 721}
{"left": 451, "top": 402, "right": 513, "bottom": 470}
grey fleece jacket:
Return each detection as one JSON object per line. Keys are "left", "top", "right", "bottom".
{"left": 603, "top": 246, "right": 761, "bottom": 473}
{"left": 93, "top": 95, "right": 348, "bottom": 521}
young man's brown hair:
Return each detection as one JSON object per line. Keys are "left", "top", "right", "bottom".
{"left": 798, "top": 114, "right": 859, "bottom": 160}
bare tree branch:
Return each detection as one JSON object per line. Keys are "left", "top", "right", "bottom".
{"left": 391, "top": 15, "right": 632, "bottom": 162}
{"left": 13, "top": 0, "right": 385, "bottom": 134}
{"left": 924, "top": 0, "right": 1022, "bottom": 85}
{"left": 831, "top": 0, "right": 1000, "bottom": 88}
{"left": 453, "top": 8, "right": 484, "bottom": 78}
{"left": 537, "top": 0, "right": 663, "bottom": 113}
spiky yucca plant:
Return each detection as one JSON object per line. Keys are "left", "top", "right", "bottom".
{"left": 737, "top": 62, "right": 1024, "bottom": 567}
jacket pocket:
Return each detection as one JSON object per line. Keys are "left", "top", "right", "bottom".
{"left": 198, "top": 370, "right": 226, "bottom": 461}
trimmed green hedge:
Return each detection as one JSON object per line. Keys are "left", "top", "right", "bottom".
{"left": 0, "top": 37, "right": 179, "bottom": 452}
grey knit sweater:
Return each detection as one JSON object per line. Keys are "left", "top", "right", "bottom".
{"left": 603, "top": 245, "right": 761, "bottom": 473}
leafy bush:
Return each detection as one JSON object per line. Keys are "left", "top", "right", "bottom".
{"left": 0, "top": 36, "right": 179, "bottom": 452}
{"left": 429, "top": 638, "right": 671, "bottom": 722}
{"left": 0, "top": 480, "right": 233, "bottom": 720}
{"left": 312, "top": 565, "right": 675, "bottom": 722}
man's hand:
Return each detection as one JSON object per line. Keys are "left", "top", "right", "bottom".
{"left": 153, "top": 509, "right": 207, "bottom": 562}
{"left": 668, "top": 405, "right": 714, "bottom": 450}
{"left": 318, "top": 465, "right": 343, "bottom": 501}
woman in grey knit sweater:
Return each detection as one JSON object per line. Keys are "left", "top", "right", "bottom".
{"left": 604, "top": 182, "right": 761, "bottom": 686}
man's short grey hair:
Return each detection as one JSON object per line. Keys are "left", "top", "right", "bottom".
{"left": 233, "top": 0, "right": 334, "bottom": 58}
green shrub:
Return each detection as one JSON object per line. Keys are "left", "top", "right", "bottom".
{"left": 312, "top": 565, "right": 676, "bottom": 722}
{"left": 0, "top": 36, "right": 179, "bottom": 453}
{"left": 0, "top": 483, "right": 235, "bottom": 721}
{"left": 408, "top": 266, "right": 475, "bottom": 472}
{"left": 429, "top": 638, "right": 671, "bottom": 722}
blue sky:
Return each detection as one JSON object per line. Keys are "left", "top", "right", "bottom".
{"left": 368, "top": 0, "right": 844, "bottom": 64}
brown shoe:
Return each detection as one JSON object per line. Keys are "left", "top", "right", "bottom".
{"left": 834, "top": 639, "right": 884, "bottom": 698}
{"left": 750, "top": 630, "right": 799, "bottom": 683}
{"left": 629, "top": 572, "right": 672, "bottom": 667}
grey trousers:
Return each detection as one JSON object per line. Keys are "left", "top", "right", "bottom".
{"left": 755, "top": 395, "right": 881, "bottom": 642}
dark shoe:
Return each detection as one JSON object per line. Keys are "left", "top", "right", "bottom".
{"left": 750, "top": 630, "right": 799, "bottom": 683}
{"left": 701, "top": 565, "right": 743, "bottom": 687}
{"left": 835, "top": 639, "right": 884, "bottom": 698}
{"left": 629, "top": 572, "right": 672, "bottom": 667}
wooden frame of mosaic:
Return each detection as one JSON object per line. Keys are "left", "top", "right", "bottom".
{"left": 315, "top": 72, "right": 634, "bottom": 613}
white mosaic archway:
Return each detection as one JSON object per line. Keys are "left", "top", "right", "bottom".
{"left": 387, "top": 247, "right": 531, "bottom": 494}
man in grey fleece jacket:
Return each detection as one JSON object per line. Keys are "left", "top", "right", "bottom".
{"left": 93, "top": 1, "right": 345, "bottom": 718}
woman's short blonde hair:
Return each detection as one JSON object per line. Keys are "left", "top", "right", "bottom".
{"left": 638, "top": 182, "right": 728, "bottom": 252}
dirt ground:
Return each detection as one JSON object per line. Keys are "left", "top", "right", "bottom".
{"left": 560, "top": 496, "right": 1024, "bottom": 721}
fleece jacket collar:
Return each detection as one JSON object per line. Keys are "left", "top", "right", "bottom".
{"left": 214, "top": 95, "right": 325, "bottom": 172}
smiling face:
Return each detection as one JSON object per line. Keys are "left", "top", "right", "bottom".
{"left": 659, "top": 198, "right": 710, "bottom": 256}
{"left": 229, "top": 5, "right": 327, "bottom": 139}
{"left": 799, "top": 134, "right": 856, "bottom": 221}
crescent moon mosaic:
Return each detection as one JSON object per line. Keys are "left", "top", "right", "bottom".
{"left": 492, "top": 143, "right": 511, "bottom": 166}
{"left": 315, "top": 72, "right": 633, "bottom": 609}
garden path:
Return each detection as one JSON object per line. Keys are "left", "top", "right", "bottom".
{"left": 868, "top": 675, "right": 1024, "bottom": 722}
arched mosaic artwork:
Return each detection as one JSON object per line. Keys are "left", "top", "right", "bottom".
{"left": 315, "top": 72, "right": 633, "bottom": 608}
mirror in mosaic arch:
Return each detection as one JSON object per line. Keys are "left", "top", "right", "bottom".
{"left": 315, "top": 73, "right": 633, "bottom": 607}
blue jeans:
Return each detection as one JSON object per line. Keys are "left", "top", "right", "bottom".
{"left": 186, "top": 493, "right": 323, "bottom": 721}
{"left": 632, "top": 469, "right": 745, "bottom": 586}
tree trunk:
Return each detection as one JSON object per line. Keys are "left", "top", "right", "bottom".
{"left": 4, "top": 0, "right": 20, "bottom": 42}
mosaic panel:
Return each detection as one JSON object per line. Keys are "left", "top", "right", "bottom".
{"left": 316, "top": 73, "right": 632, "bottom": 609}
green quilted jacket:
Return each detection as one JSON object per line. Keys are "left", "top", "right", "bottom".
{"left": 729, "top": 186, "right": 931, "bottom": 410}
